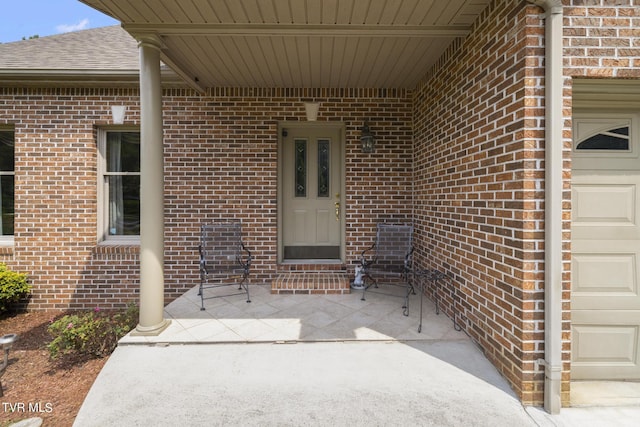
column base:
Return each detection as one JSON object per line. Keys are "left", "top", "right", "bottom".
{"left": 130, "top": 319, "right": 171, "bottom": 337}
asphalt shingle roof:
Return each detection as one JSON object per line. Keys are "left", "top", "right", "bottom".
{"left": 0, "top": 25, "right": 139, "bottom": 71}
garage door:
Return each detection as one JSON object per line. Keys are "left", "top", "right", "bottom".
{"left": 572, "top": 113, "right": 640, "bottom": 380}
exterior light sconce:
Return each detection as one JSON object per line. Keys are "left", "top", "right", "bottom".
{"left": 360, "top": 121, "right": 375, "bottom": 153}
{"left": 304, "top": 102, "right": 320, "bottom": 121}
{"left": 0, "top": 333, "right": 18, "bottom": 397}
{"left": 111, "top": 105, "right": 127, "bottom": 124}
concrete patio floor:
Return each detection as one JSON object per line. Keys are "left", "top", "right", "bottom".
{"left": 121, "top": 282, "right": 459, "bottom": 345}
{"left": 73, "top": 284, "right": 640, "bottom": 426}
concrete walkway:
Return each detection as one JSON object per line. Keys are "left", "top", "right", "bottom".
{"left": 73, "top": 284, "right": 640, "bottom": 426}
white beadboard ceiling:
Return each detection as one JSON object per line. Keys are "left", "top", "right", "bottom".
{"left": 81, "top": 0, "right": 490, "bottom": 90}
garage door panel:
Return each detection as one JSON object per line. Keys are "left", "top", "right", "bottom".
{"left": 572, "top": 175, "right": 640, "bottom": 240}
{"left": 573, "top": 325, "right": 638, "bottom": 364}
{"left": 572, "top": 243, "right": 640, "bottom": 310}
{"left": 573, "top": 184, "right": 635, "bottom": 226}
{"left": 572, "top": 311, "right": 640, "bottom": 379}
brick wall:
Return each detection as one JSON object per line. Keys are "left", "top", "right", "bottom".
{"left": 3, "top": 0, "right": 637, "bottom": 407}
{"left": 412, "top": 0, "right": 558, "bottom": 406}
{"left": 0, "top": 86, "right": 413, "bottom": 309}
{"left": 0, "top": 88, "right": 141, "bottom": 309}
{"left": 411, "top": 0, "right": 640, "bottom": 408}
{"left": 565, "top": 1, "right": 640, "bottom": 79}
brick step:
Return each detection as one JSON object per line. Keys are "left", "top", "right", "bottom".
{"left": 271, "top": 272, "right": 351, "bottom": 295}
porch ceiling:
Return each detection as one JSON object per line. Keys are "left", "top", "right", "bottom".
{"left": 80, "top": 0, "right": 490, "bottom": 91}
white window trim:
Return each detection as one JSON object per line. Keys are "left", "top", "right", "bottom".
{"left": 97, "top": 127, "right": 140, "bottom": 245}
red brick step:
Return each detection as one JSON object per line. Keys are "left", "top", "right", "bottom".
{"left": 271, "top": 272, "right": 351, "bottom": 295}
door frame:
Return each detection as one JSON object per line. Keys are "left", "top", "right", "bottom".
{"left": 277, "top": 121, "right": 346, "bottom": 264}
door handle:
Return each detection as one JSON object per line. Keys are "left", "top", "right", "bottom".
{"left": 335, "top": 201, "right": 340, "bottom": 221}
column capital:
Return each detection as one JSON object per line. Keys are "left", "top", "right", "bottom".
{"left": 137, "top": 33, "right": 164, "bottom": 51}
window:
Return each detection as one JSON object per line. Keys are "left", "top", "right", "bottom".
{"left": 576, "top": 125, "right": 630, "bottom": 150}
{"left": 573, "top": 113, "right": 640, "bottom": 170}
{"left": 98, "top": 129, "right": 140, "bottom": 242}
{"left": 0, "top": 129, "right": 14, "bottom": 242}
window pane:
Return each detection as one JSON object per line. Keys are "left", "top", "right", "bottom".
{"left": 576, "top": 126, "right": 630, "bottom": 150}
{"left": 295, "top": 139, "right": 307, "bottom": 198}
{"left": 317, "top": 140, "right": 330, "bottom": 197}
{"left": 610, "top": 127, "right": 629, "bottom": 136}
{"left": 0, "top": 175, "right": 14, "bottom": 236}
{"left": 0, "top": 131, "right": 14, "bottom": 172}
{"left": 107, "top": 132, "right": 140, "bottom": 172}
{"left": 108, "top": 175, "right": 140, "bottom": 235}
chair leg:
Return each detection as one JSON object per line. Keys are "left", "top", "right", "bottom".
{"left": 402, "top": 282, "right": 411, "bottom": 316}
{"left": 199, "top": 283, "right": 205, "bottom": 311}
{"left": 418, "top": 279, "right": 424, "bottom": 333}
{"left": 434, "top": 278, "right": 440, "bottom": 315}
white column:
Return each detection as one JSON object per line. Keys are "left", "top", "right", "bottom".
{"left": 133, "top": 35, "right": 170, "bottom": 335}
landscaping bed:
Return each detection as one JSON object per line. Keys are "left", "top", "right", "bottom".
{"left": 0, "top": 311, "right": 109, "bottom": 427}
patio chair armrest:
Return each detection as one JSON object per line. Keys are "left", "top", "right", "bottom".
{"left": 198, "top": 244, "right": 209, "bottom": 276}
{"left": 360, "top": 243, "right": 376, "bottom": 267}
{"left": 404, "top": 246, "right": 415, "bottom": 270}
{"left": 238, "top": 242, "right": 252, "bottom": 269}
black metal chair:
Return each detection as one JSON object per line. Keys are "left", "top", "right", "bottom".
{"left": 359, "top": 223, "right": 415, "bottom": 316}
{"left": 198, "top": 221, "right": 251, "bottom": 311}
{"left": 415, "top": 269, "right": 462, "bottom": 333}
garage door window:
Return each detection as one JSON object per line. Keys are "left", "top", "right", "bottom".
{"left": 573, "top": 115, "right": 638, "bottom": 170}
{"left": 576, "top": 125, "right": 629, "bottom": 150}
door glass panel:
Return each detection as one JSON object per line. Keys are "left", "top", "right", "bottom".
{"left": 295, "top": 139, "right": 307, "bottom": 197}
{"left": 318, "top": 139, "right": 330, "bottom": 197}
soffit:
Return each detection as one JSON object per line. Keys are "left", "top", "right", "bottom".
{"left": 81, "top": 0, "right": 490, "bottom": 90}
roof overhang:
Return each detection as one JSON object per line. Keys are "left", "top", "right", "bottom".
{"left": 0, "top": 69, "right": 183, "bottom": 89}
{"left": 80, "top": 0, "right": 491, "bottom": 91}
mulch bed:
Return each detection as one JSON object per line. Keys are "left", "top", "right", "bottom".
{"left": 0, "top": 311, "right": 107, "bottom": 427}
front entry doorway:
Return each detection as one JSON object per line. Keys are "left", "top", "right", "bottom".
{"left": 278, "top": 124, "right": 344, "bottom": 262}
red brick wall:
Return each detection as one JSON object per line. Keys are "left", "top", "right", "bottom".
{"left": 565, "top": 1, "right": 640, "bottom": 78}
{"left": 411, "top": 0, "right": 640, "bottom": 408}
{"left": 3, "top": 0, "right": 637, "bottom": 408}
{"left": 160, "top": 87, "right": 414, "bottom": 299}
{"left": 0, "top": 88, "right": 141, "bottom": 309}
{"left": 0, "top": 87, "right": 412, "bottom": 309}
{"left": 412, "top": 1, "right": 555, "bottom": 406}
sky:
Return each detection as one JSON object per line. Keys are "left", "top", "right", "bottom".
{"left": 0, "top": 0, "right": 119, "bottom": 43}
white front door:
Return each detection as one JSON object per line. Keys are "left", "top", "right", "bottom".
{"left": 571, "top": 113, "right": 640, "bottom": 380}
{"left": 280, "top": 125, "right": 342, "bottom": 260}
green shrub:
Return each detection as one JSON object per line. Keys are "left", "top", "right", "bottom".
{"left": 0, "top": 263, "right": 30, "bottom": 313}
{"left": 47, "top": 303, "right": 139, "bottom": 360}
